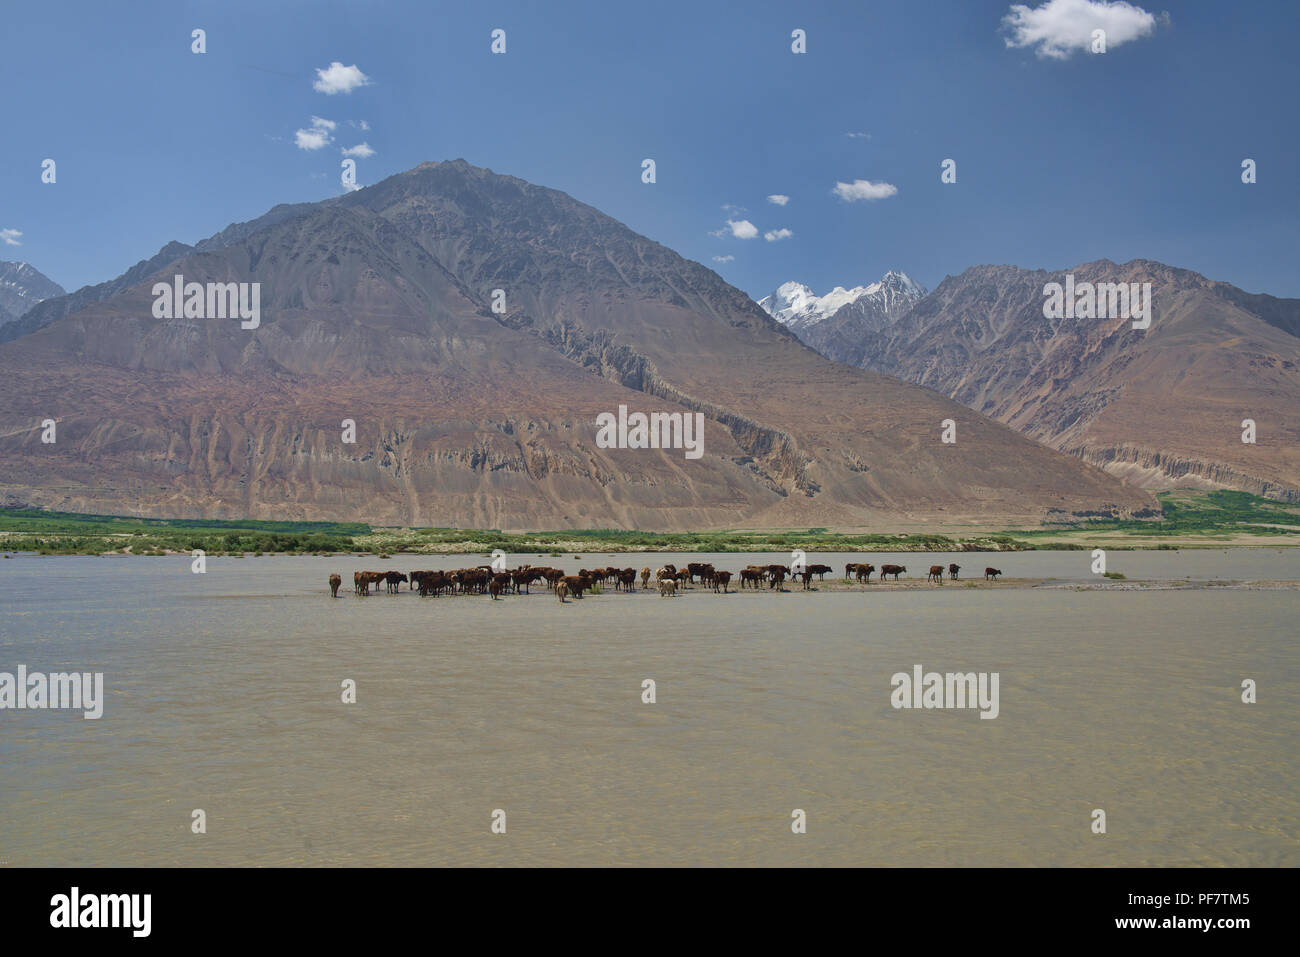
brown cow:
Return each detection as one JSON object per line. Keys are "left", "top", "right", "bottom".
{"left": 358, "top": 570, "right": 386, "bottom": 595}
{"left": 949, "top": 563, "right": 961, "bottom": 580}
{"left": 555, "top": 580, "right": 570, "bottom": 603}
{"left": 329, "top": 574, "right": 342, "bottom": 598}
{"left": 412, "top": 570, "right": 447, "bottom": 596}
{"left": 739, "top": 568, "right": 763, "bottom": 589}
{"left": 640, "top": 567, "right": 651, "bottom": 590}
{"left": 985, "top": 567, "right": 1002, "bottom": 581}
{"left": 927, "top": 565, "right": 944, "bottom": 583}
{"left": 687, "top": 562, "right": 715, "bottom": 584}
{"left": 561, "top": 575, "right": 588, "bottom": 599}
{"left": 713, "top": 570, "right": 732, "bottom": 593}
{"left": 880, "top": 564, "right": 906, "bottom": 581}
{"left": 856, "top": 563, "right": 875, "bottom": 583}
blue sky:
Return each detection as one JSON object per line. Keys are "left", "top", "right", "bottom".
{"left": 2, "top": 0, "right": 1297, "bottom": 300}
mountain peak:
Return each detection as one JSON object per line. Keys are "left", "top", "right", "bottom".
{"left": 0, "top": 163, "right": 1151, "bottom": 527}
{"left": 0, "top": 260, "right": 65, "bottom": 327}
{"left": 758, "top": 270, "right": 926, "bottom": 332}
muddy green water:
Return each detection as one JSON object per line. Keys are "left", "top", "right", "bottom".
{"left": 1, "top": 551, "right": 1296, "bottom": 866}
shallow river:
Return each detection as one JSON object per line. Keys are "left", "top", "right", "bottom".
{"left": 1, "top": 550, "right": 1296, "bottom": 866}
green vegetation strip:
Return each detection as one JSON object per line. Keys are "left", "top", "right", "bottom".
{"left": 1016, "top": 491, "right": 1300, "bottom": 541}
{"left": 1, "top": 490, "right": 1295, "bottom": 556}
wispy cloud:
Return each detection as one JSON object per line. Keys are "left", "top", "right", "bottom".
{"left": 295, "top": 116, "right": 335, "bottom": 151}
{"left": 832, "top": 179, "right": 898, "bottom": 202}
{"left": 764, "top": 228, "right": 793, "bottom": 242}
{"left": 767, "top": 194, "right": 790, "bottom": 206}
{"left": 712, "top": 255, "right": 735, "bottom": 263}
{"left": 1002, "top": 0, "right": 1160, "bottom": 59}
{"left": 313, "top": 61, "right": 372, "bottom": 94}
{"left": 1, "top": 228, "right": 22, "bottom": 246}
{"left": 341, "top": 143, "right": 376, "bottom": 158}
{"left": 846, "top": 131, "right": 872, "bottom": 140}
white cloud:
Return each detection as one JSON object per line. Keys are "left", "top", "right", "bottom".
{"left": 833, "top": 179, "right": 898, "bottom": 202}
{"left": 341, "top": 143, "right": 376, "bottom": 158}
{"left": 1002, "top": 0, "right": 1159, "bottom": 59}
{"left": 764, "top": 228, "right": 793, "bottom": 242}
{"left": 313, "top": 61, "right": 372, "bottom": 95}
{"left": 712, "top": 255, "right": 735, "bottom": 263}
{"left": 1, "top": 228, "right": 22, "bottom": 246}
{"left": 359, "top": 120, "right": 370, "bottom": 131}
{"left": 767, "top": 194, "right": 790, "bottom": 206}
{"left": 295, "top": 129, "right": 330, "bottom": 150}
{"left": 846, "top": 131, "right": 872, "bottom": 140}
{"left": 295, "top": 116, "right": 335, "bottom": 151}
{"left": 711, "top": 219, "right": 759, "bottom": 239}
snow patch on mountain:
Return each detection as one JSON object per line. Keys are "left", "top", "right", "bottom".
{"left": 758, "top": 270, "right": 925, "bottom": 331}
{"left": 0, "top": 261, "right": 65, "bottom": 327}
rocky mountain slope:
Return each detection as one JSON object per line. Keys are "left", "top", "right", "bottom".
{"left": 0, "top": 261, "right": 64, "bottom": 328}
{"left": 810, "top": 260, "right": 1300, "bottom": 502}
{"left": 0, "top": 162, "right": 1154, "bottom": 529}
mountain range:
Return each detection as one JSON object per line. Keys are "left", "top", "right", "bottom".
{"left": 761, "top": 262, "right": 1300, "bottom": 502}
{"left": 759, "top": 270, "right": 928, "bottom": 369}
{"left": 0, "top": 160, "right": 1150, "bottom": 530}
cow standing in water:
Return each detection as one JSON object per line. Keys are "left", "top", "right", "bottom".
{"left": 984, "top": 567, "right": 1002, "bottom": 581}
{"left": 927, "top": 565, "right": 944, "bottom": 583}
{"left": 948, "top": 563, "right": 961, "bottom": 580}
{"left": 329, "top": 574, "right": 342, "bottom": 598}
{"left": 847, "top": 563, "right": 875, "bottom": 583}
{"left": 879, "top": 564, "right": 906, "bottom": 581}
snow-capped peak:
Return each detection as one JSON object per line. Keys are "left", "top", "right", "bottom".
{"left": 758, "top": 270, "right": 926, "bottom": 330}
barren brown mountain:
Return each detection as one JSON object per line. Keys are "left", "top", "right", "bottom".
{"left": 0, "top": 161, "right": 1154, "bottom": 529}
{"left": 819, "top": 260, "right": 1299, "bottom": 503}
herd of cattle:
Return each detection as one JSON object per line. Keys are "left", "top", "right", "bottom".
{"left": 327, "top": 561, "right": 1005, "bottom": 600}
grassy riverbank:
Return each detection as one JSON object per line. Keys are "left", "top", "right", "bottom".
{"left": 2, "top": 490, "right": 1296, "bottom": 556}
